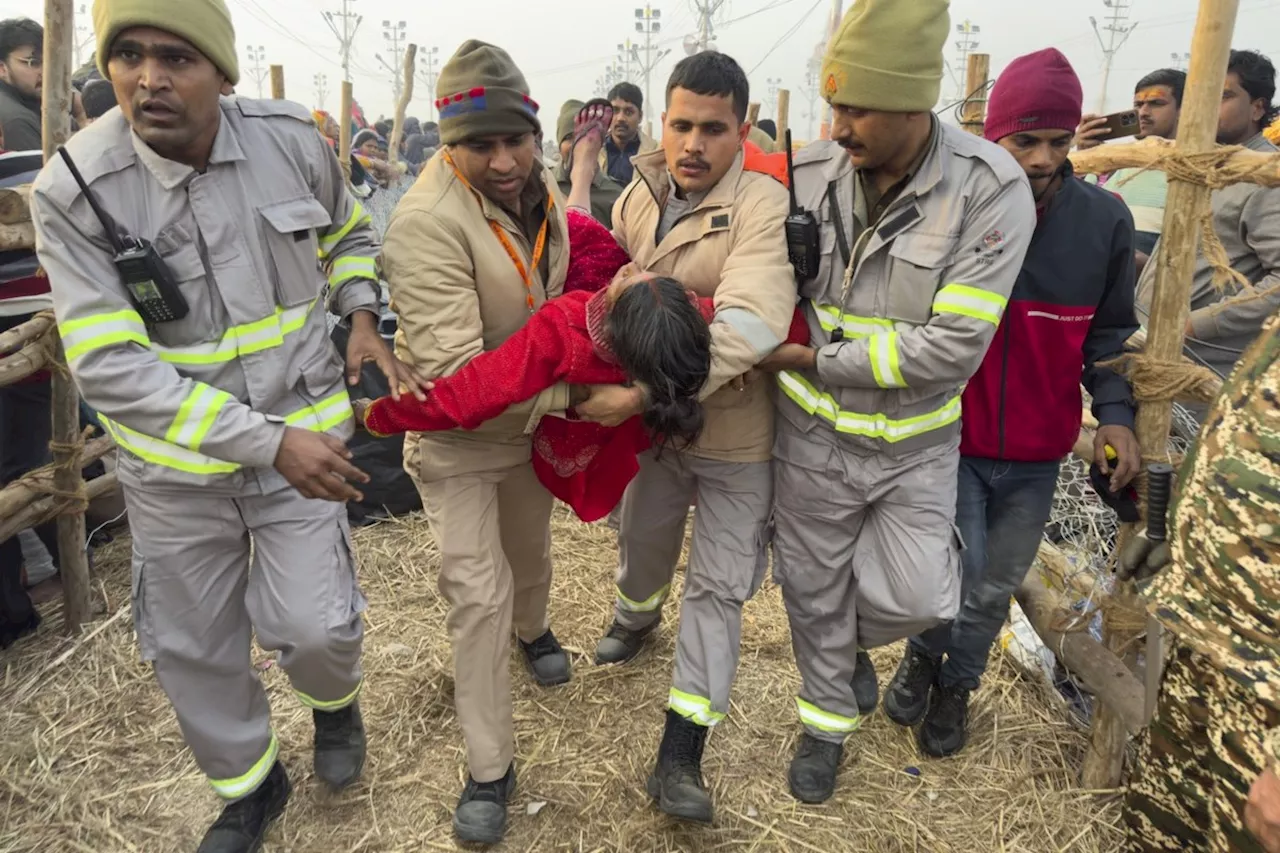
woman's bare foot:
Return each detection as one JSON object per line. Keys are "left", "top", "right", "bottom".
{"left": 570, "top": 103, "right": 611, "bottom": 184}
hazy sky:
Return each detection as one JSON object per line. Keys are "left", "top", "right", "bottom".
{"left": 1, "top": 0, "right": 1278, "bottom": 140}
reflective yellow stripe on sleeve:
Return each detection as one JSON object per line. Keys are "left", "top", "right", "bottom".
{"left": 59, "top": 308, "right": 151, "bottom": 362}
{"left": 869, "top": 332, "right": 907, "bottom": 389}
{"left": 208, "top": 732, "right": 279, "bottom": 799}
{"left": 164, "top": 382, "right": 233, "bottom": 452}
{"left": 776, "top": 370, "right": 961, "bottom": 442}
{"left": 318, "top": 203, "right": 372, "bottom": 259}
{"left": 669, "top": 688, "right": 726, "bottom": 727}
{"left": 152, "top": 301, "right": 317, "bottom": 366}
{"left": 328, "top": 256, "right": 378, "bottom": 286}
{"left": 931, "top": 283, "right": 1008, "bottom": 326}
{"left": 811, "top": 300, "right": 894, "bottom": 339}
{"left": 795, "top": 698, "right": 861, "bottom": 734}
{"left": 103, "top": 391, "right": 354, "bottom": 477}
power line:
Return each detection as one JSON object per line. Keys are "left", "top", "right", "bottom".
{"left": 747, "top": 0, "right": 823, "bottom": 75}
{"left": 1090, "top": 0, "right": 1139, "bottom": 114}
{"left": 322, "top": 0, "right": 363, "bottom": 82}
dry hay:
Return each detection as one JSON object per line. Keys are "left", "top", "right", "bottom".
{"left": 1, "top": 508, "right": 1123, "bottom": 853}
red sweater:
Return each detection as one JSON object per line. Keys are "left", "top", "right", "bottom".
{"left": 364, "top": 208, "right": 807, "bottom": 521}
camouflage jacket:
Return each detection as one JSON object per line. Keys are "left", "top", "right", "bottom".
{"left": 1152, "top": 310, "right": 1280, "bottom": 726}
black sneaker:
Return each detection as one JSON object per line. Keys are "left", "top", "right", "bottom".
{"left": 787, "top": 734, "right": 844, "bottom": 804}
{"left": 196, "top": 762, "right": 291, "bottom": 853}
{"left": 313, "top": 701, "right": 366, "bottom": 789}
{"left": 918, "top": 683, "right": 971, "bottom": 758}
{"left": 646, "top": 709, "right": 713, "bottom": 823}
{"left": 851, "top": 650, "right": 879, "bottom": 715}
{"left": 594, "top": 618, "right": 659, "bottom": 665}
{"left": 884, "top": 646, "right": 941, "bottom": 727}
{"left": 453, "top": 763, "right": 516, "bottom": 845}
{"left": 520, "top": 629, "right": 572, "bottom": 686}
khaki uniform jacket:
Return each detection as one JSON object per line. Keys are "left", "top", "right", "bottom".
{"left": 783, "top": 126, "right": 1035, "bottom": 457}
{"left": 381, "top": 151, "right": 572, "bottom": 482}
{"left": 32, "top": 97, "right": 381, "bottom": 495}
{"left": 612, "top": 149, "right": 796, "bottom": 463}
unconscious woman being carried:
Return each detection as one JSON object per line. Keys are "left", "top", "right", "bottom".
{"left": 358, "top": 101, "right": 806, "bottom": 520}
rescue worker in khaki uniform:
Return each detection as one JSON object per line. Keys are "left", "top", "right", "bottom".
{"left": 31, "top": 2, "right": 417, "bottom": 851}
{"left": 577, "top": 52, "right": 796, "bottom": 823}
{"left": 749, "top": 0, "right": 1034, "bottom": 804}
{"left": 1120, "top": 313, "right": 1280, "bottom": 852}
{"left": 378, "top": 41, "right": 573, "bottom": 847}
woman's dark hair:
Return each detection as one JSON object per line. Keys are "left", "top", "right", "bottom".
{"left": 607, "top": 276, "right": 711, "bottom": 452}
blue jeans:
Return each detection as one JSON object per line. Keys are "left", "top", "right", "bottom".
{"left": 911, "top": 456, "right": 1060, "bottom": 690}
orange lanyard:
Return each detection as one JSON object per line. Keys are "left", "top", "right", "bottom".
{"left": 444, "top": 150, "right": 552, "bottom": 312}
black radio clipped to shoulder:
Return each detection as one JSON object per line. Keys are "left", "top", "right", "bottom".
{"left": 57, "top": 147, "right": 189, "bottom": 325}
{"left": 783, "top": 129, "right": 820, "bottom": 282}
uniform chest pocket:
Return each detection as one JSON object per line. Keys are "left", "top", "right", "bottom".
{"left": 258, "top": 197, "right": 331, "bottom": 308}
{"left": 885, "top": 233, "right": 954, "bottom": 326}
{"left": 149, "top": 240, "right": 216, "bottom": 348}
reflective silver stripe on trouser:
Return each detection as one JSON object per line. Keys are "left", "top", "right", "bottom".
{"left": 667, "top": 456, "right": 772, "bottom": 725}
{"left": 124, "top": 485, "right": 364, "bottom": 798}
{"left": 770, "top": 415, "right": 962, "bottom": 742}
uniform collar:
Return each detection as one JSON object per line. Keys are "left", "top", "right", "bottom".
{"left": 130, "top": 108, "right": 246, "bottom": 190}
{"left": 633, "top": 148, "right": 744, "bottom": 213}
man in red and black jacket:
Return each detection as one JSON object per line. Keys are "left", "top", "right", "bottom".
{"left": 883, "top": 48, "right": 1142, "bottom": 757}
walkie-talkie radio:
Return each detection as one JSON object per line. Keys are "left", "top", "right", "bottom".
{"left": 783, "top": 129, "right": 820, "bottom": 283}
{"left": 57, "top": 147, "right": 189, "bottom": 324}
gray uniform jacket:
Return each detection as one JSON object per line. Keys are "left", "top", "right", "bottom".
{"left": 32, "top": 97, "right": 381, "bottom": 495}
{"left": 1138, "top": 133, "right": 1280, "bottom": 378}
{"left": 781, "top": 123, "right": 1034, "bottom": 457}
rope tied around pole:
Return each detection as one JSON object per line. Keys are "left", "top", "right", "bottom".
{"left": 10, "top": 426, "right": 92, "bottom": 514}
{"left": 1107, "top": 145, "right": 1257, "bottom": 291}
{"left": 1097, "top": 351, "right": 1223, "bottom": 405}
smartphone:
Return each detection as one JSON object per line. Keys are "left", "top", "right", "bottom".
{"left": 1093, "top": 109, "right": 1140, "bottom": 142}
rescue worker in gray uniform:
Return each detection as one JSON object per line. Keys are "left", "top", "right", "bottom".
{"left": 31, "top": 3, "right": 422, "bottom": 851}
{"left": 750, "top": 0, "right": 1034, "bottom": 804}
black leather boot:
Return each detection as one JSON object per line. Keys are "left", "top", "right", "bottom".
{"left": 196, "top": 762, "right": 291, "bottom": 853}
{"left": 646, "top": 709, "right": 714, "bottom": 823}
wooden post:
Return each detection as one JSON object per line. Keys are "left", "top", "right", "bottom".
{"left": 746, "top": 102, "right": 761, "bottom": 126}
{"left": 960, "top": 53, "right": 990, "bottom": 136}
{"left": 776, "top": 89, "right": 790, "bottom": 146}
{"left": 269, "top": 65, "right": 285, "bottom": 100}
{"left": 338, "top": 80, "right": 354, "bottom": 184}
{"left": 1080, "top": 0, "right": 1241, "bottom": 789}
{"left": 387, "top": 44, "right": 417, "bottom": 167}
{"left": 42, "top": 0, "right": 91, "bottom": 633}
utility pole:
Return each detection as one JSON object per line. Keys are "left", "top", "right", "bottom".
{"left": 766, "top": 77, "right": 782, "bottom": 118}
{"left": 953, "top": 19, "right": 980, "bottom": 103}
{"left": 322, "top": 0, "right": 363, "bottom": 83}
{"left": 246, "top": 45, "right": 268, "bottom": 99}
{"left": 691, "top": 0, "right": 728, "bottom": 52}
{"left": 1091, "top": 0, "right": 1138, "bottom": 114}
{"left": 635, "top": 6, "right": 669, "bottom": 120}
{"left": 617, "top": 39, "right": 636, "bottom": 82}
{"left": 802, "top": 55, "right": 820, "bottom": 140}
{"left": 377, "top": 19, "right": 407, "bottom": 106}
{"left": 314, "top": 73, "right": 328, "bottom": 110}
{"left": 73, "top": 3, "right": 92, "bottom": 66}
{"left": 1170, "top": 51, "right": 1190, "bottom": 72}
{"left": 817, "top": 0, "right": 843, "bottom": 139}
{"left": 416, "top": 45, "right": 440, "bottom": 121}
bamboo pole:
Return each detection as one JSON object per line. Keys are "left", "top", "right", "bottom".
{"left": 0, "top": 435, "right": 113, "bottom": 520}
{"left": 0, "top": 221, "right": 36, "bottom": 251}
{"left": 1014, "top": 568, "right": 1146, "bottom": 735}
{"left": 1080, "top": 0, "right": 1241, "bottom": 789}
{"left": 338, "top": 80, "right": 353, "bottom": 185}
{"left": 776, "top": 89, "right": 790, "bottom": 145}
{"left": 42, "top": 0, "right": 91, "bottom": 633}
{"left": 0, "top": 471, "right": 117, "bottom": 545}
{"left": 961, "top": 53, "right": 990, "bottom": 136}
{"left": 747, "top": 102, "right": 761, "bottom": 126}
{"left": 269, "top": 65, "right": 285, "bottom": 100}
{"left": 387, "top": 44, "right": 417, "bottom": 168}
{"left": 0, "top": 311, "right": 53, "bottom": 357}
{"left": 1071, "top": 136, "right": 1280, "bottom": 184}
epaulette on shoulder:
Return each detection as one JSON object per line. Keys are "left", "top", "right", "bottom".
{"left": 944, "top": 125, "right": 1024, "bottom": 185}
{"left": 234, "top": 96, "right": 315, "bottom": 124}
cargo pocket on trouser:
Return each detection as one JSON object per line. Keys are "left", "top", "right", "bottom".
{"left": 130, "top": 547, "right": 158, "bottom": 661}
{"left": 327, "top": 514, "right": 368, "bottom": 631}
